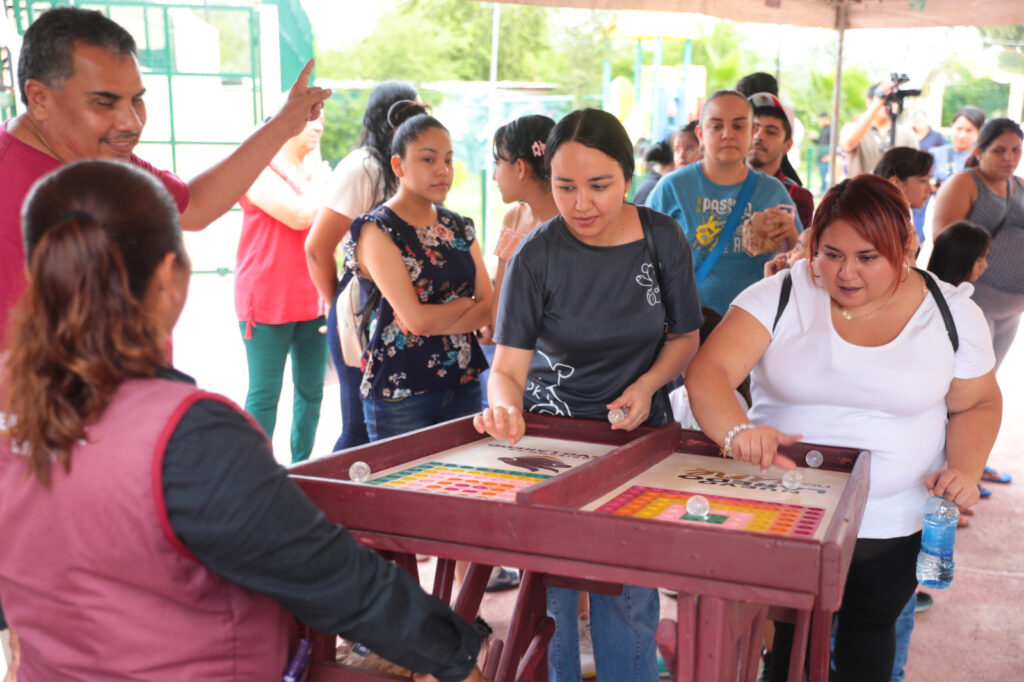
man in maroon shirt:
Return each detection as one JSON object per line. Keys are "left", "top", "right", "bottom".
{"left": 0, "top": 6, "right": 330, "bottom": 344}
{"left": 746, "top": 92, "right": 815, "bottom": 230}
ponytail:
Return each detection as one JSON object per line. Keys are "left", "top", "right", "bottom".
{"left": 2, "top": 160, "right": 180, "bottom": 485}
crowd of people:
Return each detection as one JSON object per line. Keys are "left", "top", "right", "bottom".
{"left": 0, "top": 8, "right": 1015, "bottom": 682}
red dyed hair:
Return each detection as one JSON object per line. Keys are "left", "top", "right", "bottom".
{"left": 809, "top": 174, "right": 911, "bottom": 270}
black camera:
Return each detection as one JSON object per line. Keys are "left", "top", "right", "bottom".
{"left": 886, "top": 73, "right": 922, "bottom": 103}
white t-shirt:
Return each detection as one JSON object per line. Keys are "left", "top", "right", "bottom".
{"left": 323, "top": 147, "right": 381, "bottom": 218}
{"left": 732, "top": 260, "right": 994, "bottom": 538}
{"left": 670, "top": 385, "right": 747, "bottom": 430}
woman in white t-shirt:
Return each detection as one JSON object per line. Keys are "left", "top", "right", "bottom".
{"left": 305, "top": 81, "right": 418, "bottom": 450}
{"left": 686, "top": 174, "right": 1002, "bottom": 682}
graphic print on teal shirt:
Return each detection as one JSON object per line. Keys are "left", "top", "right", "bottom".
{"left": 646, "top": 163, "right": 801, "bottom": 314}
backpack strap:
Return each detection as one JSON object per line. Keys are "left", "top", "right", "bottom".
{"left": 772, "top": 271, "right": 793, "bottom": 333}
{"left": 639, "top": 206, "right": 665, "bottom": 297}
{"left": 695, "top": 170, "right": 758, "bottom": 287}
{"left": 914, "top": 267, "right": 959, "bottom": 352}
{"left": 771, "top": 268, "right": 958, "bottom": 351}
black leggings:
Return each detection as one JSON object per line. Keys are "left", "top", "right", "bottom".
{"left": 770, "top": 532, "right": 921, "bottom": 682}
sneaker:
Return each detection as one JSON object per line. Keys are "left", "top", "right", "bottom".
{"left": 579, "top": 616, "right": 596, "bottom": 679}
{"left": 484, "top": 567, "right": 520, "bottom": 592}
{"left": 915, "top": 592, "right": 933, "bottom": 613}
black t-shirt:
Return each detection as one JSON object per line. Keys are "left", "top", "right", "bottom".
{"left": 494, "top": 207, "right": 703, "bottom": 421}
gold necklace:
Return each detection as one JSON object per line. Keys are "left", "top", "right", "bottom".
{"left": 837, "top": 287, "right": 898, "bottom": 320}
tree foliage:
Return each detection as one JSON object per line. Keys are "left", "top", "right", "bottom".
{"left": 317, "top": 0, "right": 557, "bottom": 83}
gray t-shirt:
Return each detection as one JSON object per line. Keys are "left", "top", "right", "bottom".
{"left": 494, "top": 207, "right": 703, "bottom": 422}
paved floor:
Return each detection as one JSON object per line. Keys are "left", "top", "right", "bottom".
{"left": 2, "top": 270, "right": 1020, "bottom": 680}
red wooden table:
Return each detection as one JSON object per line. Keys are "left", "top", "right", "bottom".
{"left": 289, "top": 413, "right": 869, "bottom": 681}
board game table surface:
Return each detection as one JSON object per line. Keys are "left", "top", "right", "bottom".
{"left": 289, "top": 413, "right": 869, "bottom": 681}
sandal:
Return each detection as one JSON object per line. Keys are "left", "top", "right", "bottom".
{"left": 982, "top": 466, "right": 1012, "bottom": 484}
{"left": 978, "top": 484, "right": 992, "bottom": 499}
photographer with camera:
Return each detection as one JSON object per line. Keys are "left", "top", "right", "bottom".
{"left": 839, "top": 77, "right": 919, "bottom": 178}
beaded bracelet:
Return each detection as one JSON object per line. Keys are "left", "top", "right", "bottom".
{"left": 722, "top": 423, "right": 756, "bottom": 458}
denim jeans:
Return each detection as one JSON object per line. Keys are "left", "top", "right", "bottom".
{"left": 363, "top": 382, "right": 482, "bottom": 442}
{"left": 239, "top": 318, "right": 326, "bottom": 462}
{"left": 890, "top": 594, "right": 915, "bottom": 682}
{"left": 326, "top": 287, "right": 369, "bottom": 450}
{"left": 547, "top": 585, "right": 659, "bottom": 682}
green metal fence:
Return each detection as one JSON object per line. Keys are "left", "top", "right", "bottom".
{"left": 8, "top": 0, "right": 277, "bottom": 174}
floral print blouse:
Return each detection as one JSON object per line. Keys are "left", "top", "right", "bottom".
{"left": 345, "top": 205, "right": 488, "bottom": 400}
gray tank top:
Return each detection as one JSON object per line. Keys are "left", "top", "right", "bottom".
{"left": 964, "top": 168, "right": 1024, "bottom": 294}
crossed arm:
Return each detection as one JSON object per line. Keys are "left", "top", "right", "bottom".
{"left": 355, "top": 219, "right": 492, "bottom": 337}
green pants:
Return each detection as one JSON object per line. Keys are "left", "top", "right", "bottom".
{"left": 239, "top": 318, "right": 327, "bottom": 462}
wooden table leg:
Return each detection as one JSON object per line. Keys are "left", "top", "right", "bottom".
{"left": 496, "top": 571, "right": 546, "bottom": 682}
{"left": 671, "top": 592, "right": 698, "bottom": 682}
{"left": 453, "top": 562, "right": 492, "bottom": 623}
{"left": 787, "top": 609, "right": 811, "bottom": 682}
{"left": 807, "top": 609, "right": 833, "bottom": 682}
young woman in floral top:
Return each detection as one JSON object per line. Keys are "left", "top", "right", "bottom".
{"left": 345, "top": 102, "right": 492, "bottom": 441}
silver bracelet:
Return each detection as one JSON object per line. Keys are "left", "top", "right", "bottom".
{"left": 722, "top": 422, "right": 756, "bottom": 458}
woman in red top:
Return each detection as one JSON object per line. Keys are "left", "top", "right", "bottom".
{"left": 236, "top": 114, "right": 328, "bottom": 462}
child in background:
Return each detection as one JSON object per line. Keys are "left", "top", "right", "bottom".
{"left": 928, "top": 220, "right": 992, "bottom": 288}
{"left": 671, "top": 120, "right": 702, "bottom": 169}
{"left": 928, "top": 220, "right": 1009, "bottom": 497}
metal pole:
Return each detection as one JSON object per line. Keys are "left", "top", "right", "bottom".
{"left": 483, "top": 1, "right": 501, "bottom": 242}
{"left": 828, "top": 4, "right": 846, "bottom": 189}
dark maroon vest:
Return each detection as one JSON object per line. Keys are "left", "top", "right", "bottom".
{"left": 0, "top": 378, "right": 293, "bottom": 680}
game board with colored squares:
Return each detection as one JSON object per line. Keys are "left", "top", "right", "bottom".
{"left": 596, "top": 485, "right": 826, "bottom": 537}
{"left": 368, "top": 462, "right": 551, "bottom": 501}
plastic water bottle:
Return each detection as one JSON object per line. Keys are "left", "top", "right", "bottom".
{"left": 916, "top": 496, "right": 959, "bottom": 589}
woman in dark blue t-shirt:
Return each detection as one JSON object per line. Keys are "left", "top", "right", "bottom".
{"left": 474, "top": 108, "right": 703, "bottom": 682}
{"left": 346, "top": 102, "right": 491, "bottom": 441}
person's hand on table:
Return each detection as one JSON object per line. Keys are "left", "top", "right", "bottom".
{"left": 728, "top": 425, "right": 800, "bottom": 472}
{"left": 473, "top": 406, "right": 525, "bottom": 445}
{"left": 926, "top": 468, "right": 981, "bottom": 508}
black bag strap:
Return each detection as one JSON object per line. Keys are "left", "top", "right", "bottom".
{"left": 771, "top": 267, "right": 958, "bottom": 351}
{"left": 772, "top": 271, "right": 793, "bottom": 333}
{"left": 637, "top": 205, "right": 672, "bottom": 423}
{"left": 914, "top": 267, "right": 959, "bottom": 352}
{"left": 638, "top": 206, "right": 664, "bottom": 294}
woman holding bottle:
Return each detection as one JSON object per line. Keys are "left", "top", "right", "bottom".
{"left": 687, "top": 174, "right": 1001, "bottom": 682}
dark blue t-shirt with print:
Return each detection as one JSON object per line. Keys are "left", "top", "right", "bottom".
{"left": 494, "top": 207, "right": 703, "bottom": 422}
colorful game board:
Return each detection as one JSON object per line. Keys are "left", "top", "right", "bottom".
{"left": 369, "top": 462, "right": 550, "bottom": 501}
{"left": 596, "top": 486, "right": 825, "bottom": 537}
{"left": 583, "top": 451, "right": 848, "bottom": 541}
{"left": 364, "top": 435, "right": 616, "bottom": 501}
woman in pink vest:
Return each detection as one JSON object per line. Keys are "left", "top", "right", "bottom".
{"left": 0, "top": 160, "right": 483, "bottom": 682}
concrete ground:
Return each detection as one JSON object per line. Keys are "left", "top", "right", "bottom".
{"left": 2, "top": 269, "right": 1020, "bottom": 680}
